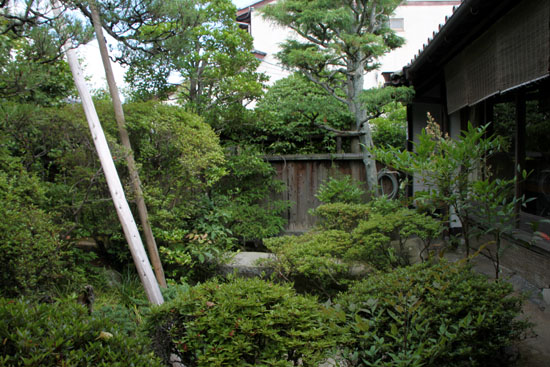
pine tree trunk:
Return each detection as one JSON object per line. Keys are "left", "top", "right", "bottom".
{"left": 349, "top": 58, "right": 379, "bottom": 194}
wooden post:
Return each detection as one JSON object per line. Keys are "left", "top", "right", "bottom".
{"left": 52, "top": 1, "right": 163, "bottom": 305}
{"left": 89, "top": 1, "right": 166, "bottom": 288}
{"left": 515, "top": 91, "right": 526, "bottom": 225}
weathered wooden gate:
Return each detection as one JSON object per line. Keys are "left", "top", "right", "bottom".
{"left": 266, "top": 154, "right": 367, "bottom": 234}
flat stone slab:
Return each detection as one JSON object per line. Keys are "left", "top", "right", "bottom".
{"left": 219, "top": 252, "right": 276, "bottom": 278}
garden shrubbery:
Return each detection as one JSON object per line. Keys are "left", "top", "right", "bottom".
{"left": 264, "top": 230, "right": 361, "bottom": 294}
{"left": 267, "top": 198, "right": 441, "bottom": 294}
{"left": 351, "top": 208, "right": 441, "bottom": 269}
{"left": 312, "top": 202, "right": 371, "bottom": 231}
{"left": 143, "top": 264, "right": 529, "bottom": 367}
{"left": 332, "top": 261, "right": 530, "bottom": 367}
{"left": 0, "top": 297, "right": 163, "bottom": 366}
{"left": 146, "top": 277, "right": 342, "bottom": 366}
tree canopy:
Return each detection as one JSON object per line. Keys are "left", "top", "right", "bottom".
{"left": 77, "top": 0, "right": 266, "bottom": 131}
{"left": 0, "top": 1, "right": 92, "bottom": 105}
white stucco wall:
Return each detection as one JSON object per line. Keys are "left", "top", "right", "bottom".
{"left": 248, "top": 5, "right": 294, "bottom": 84}
{"left": 365, "top": 2, "right": 459, "bottom": 88}
{"left": 246, "top": 0, "right": 459, "bottom": 87}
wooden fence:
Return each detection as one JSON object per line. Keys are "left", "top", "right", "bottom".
{"left": 265, "top": 154, "right": 368, "bottom": 234}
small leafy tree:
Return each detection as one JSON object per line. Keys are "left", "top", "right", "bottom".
{"left": 470, "top": 176, "right": 528, "bottom": 279}
{"left": 374, "top": 114, "right": 518, "bottom": 260}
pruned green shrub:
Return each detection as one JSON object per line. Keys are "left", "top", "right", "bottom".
{"left": 312, "top": 203, "right": 370, "bottom": 231}
{"left": 265, "top": 230, "right": 354, "bottom": 292}
{"left": 0, "top": 297, "right": 162, "bottom": 366}
{"left": 264, "top": 230, "right": 377, "bottom": 296}
{"left": 316, "top": 175, "right": 366, "bottom": 204}
{"left": 332, "top": 261, "right": 530, "bottom": 367}
{"left": 351, "top": 208, "right": 442, "bottom": 269}
{"left": 146, "top": 277, "right": 342, "bottom": 366}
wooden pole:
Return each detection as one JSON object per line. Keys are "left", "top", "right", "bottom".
{"left": 89, "top": 0, "right": 166, "bottom": 288}
{"left": 52, "top": 1, "right": 163, "bottom": 305}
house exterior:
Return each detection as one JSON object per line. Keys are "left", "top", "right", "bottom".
{"left": 236, "top": 0, "right": 462, "bottom": 86}
{"left": 401, "top": 0, "right": 550, "bottom": 287}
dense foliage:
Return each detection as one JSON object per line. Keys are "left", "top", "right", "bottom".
{"left": 266, "top": 198, "right": 441, "bottom": 294}
{"left": 315, "top": 175, "right": 367, "bottom": 204}
{"left": 212, "top": 147, "right": 289, "bottom": 244}
{"left": 0, "top": 132, "right": 88, "bottom": 296}
{"left": 312, "top": 202, "right": 371, "bottom": 231}
{"left": 253, "top": 73, "right": 353, "bottom": 153}
{"left": 351, "top": 208, "right": 442, "bottom": 269}
{"left": 333, "top": 261, "right": 530, "bottom": 367}
{"left": 0, "top": 3, "right": 92, "bottom": 106}
{"left": 146, "top": 277, "right": 342, "bottom": 366}
{"left": 89, "top": 0, "right": 266, "bottom": 131}
{"left": 0, "top": 297, "right": 162, "bottom": 366}
{"left": 373, "top": 115, "right": 525, "bottom": 273}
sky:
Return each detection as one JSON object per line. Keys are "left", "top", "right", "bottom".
{"left": 232, "top": 0, "right": 257, "bottom": 9}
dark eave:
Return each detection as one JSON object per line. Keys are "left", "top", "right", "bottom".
{"left": 404, "top": 0, "right": 519, "bottom": 95}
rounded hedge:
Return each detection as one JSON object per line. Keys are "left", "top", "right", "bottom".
{"left": 146, "top": 277, "right": 343, "bottom": 366}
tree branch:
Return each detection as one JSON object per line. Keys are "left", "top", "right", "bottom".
{"left": 288, "top": 24, "right": 326, "bottom": 47}
{"left": 314, "top": 122, "right": 364, "bottom": 137}
{"left": 303, "top": 71, "right": 349, "bottom": 106}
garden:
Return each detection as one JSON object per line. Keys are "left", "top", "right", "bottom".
{"left": 0, "top": 0, "right": 544, "bottom": 366}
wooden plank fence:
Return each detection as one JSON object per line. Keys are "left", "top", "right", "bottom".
{"left": 265, "top": 154, "right": 369, "bottom": 234}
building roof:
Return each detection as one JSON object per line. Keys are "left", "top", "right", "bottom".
{"left": 403, "top": 0, "right": 520, "bottom": 92}
{"left": 236, "top": 0, "right": 460, "bottom": 16}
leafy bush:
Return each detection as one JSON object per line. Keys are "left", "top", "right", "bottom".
{"left": 0, "top": 135, "right": 87, "bottom": 296}
{"left": 332, "top": 261, "right": 530, "bottom": 367}
{"left": 316, "top": 175, "right": 366, "bottom": 204}
{"left": 351, "top": 208, "right": 442, "bottom": 269}
{"left": 366, "top": 194, "right": 404, "bottom": 215}
{"left": 252, "top": 73, "right": 353, "bottom": 154}
{"left": 370, "top": 102, "right": 407, "bottom": 151}
{"left": 0, "top": 297, "right": 162, "bottom": 366}
{"left": 159, "top": 229, "right": 231, "bottom": 283}
{"left": 146, "top": 277, "right": 342, "bottom": 366}
{"left": 312, "top": 202, "right": 370, "bottom": 231}
{"left": 1, "top": 100, "right": 228, "bottom": 268}
{"left": 264, "top": 230, "right": 358, "bottom": 294}
{"left": 212, "top": 146, "right": 289, "bottom": 244}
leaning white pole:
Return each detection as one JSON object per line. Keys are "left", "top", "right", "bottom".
{"left": 52, "top": 1, "right": 163, "bottom": 305}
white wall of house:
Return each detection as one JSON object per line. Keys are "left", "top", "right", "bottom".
{"left": 248, "top": 7, "right": 295, "bottom": 84}
{"left": 365, "top": 1, "right": 460, "bottom": 88}
{"left": 242, "top": 0, "right": 460, "bottom": 88}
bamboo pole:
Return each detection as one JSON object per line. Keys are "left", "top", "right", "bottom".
{"left": 52, "top": 1, "right": 163, "bottom": 305}
{"left": 89, "top": 0, "right": 166, "bottom": 287}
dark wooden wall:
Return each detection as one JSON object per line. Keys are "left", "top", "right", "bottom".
{"left": 265, "top": 154, "right": 367, "bottom": 234}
